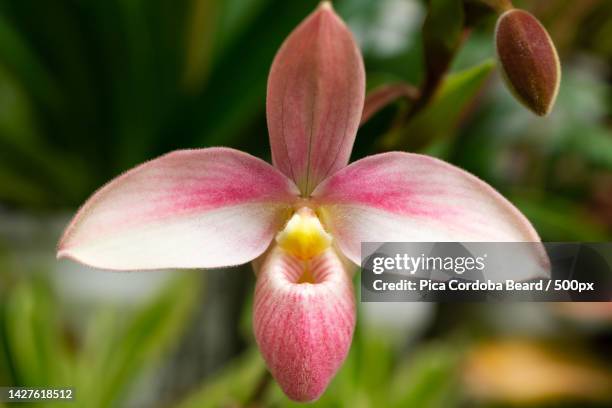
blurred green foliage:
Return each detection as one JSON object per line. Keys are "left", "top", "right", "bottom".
{"left": 0, "top": 0, "right": 611, "bottom": 407}
{"left": 0, "top": 273, "right": 199, "bottom": 407}
{"left": 176, "top": 327, "right": 461, "bottom": 408}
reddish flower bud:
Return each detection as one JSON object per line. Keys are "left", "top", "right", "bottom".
{"left": 495, "top": 9, "right": 561, "bottom": 116}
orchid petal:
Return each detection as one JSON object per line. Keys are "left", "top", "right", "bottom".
{"left": 253, "top": 246, "right": 355, "bottom": 402}
{"left": 312, "top": 152, "right": 542, "bottom": 265}
{"left": 58, "top": 148, "right": 298, "bottom": 270}
{"left": 267, "top": 2, "right": 365, "bottom": 195}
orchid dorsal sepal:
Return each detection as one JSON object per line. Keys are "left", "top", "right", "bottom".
{"left": 267, "top": 0, "right": 365, "bottom": 196}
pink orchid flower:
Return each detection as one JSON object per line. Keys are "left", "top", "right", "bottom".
{"left": 57, "top": 2, "right": 541, "bottom": 402}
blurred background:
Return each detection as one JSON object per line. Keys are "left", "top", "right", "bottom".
{"left": 0, "top": 0, "right": 611, "bottom": 406}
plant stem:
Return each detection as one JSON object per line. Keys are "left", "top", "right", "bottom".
{"left": 244, "top": 370, "right": 272, "bottom": 408}
{"left": 406, "top": 28, "right": 471, "bottom": 120}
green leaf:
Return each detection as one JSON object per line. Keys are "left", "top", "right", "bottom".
{"left": 352, "top": 324, "right": 396, "bottom": 401}
{"left": 3, "top": 280, "right": 71, "bottom": 387}
{"left": 88, "top": 274, "right": 200, "bottom": 408}
{"left": 386, "top": 60, "right": 495, "bottom": 151}
{"left": 166, "top": 0, "right": 320, "bottom": 152}
{"left": 391, "top": 343, "right": 462, "bottom": 408}
{"left": 564, "top": 125, "right": 612, "bottom": 170}
{"left": 183, "top": 0, "right": 274, "bottom": 91}
{"left": 72, "top": 309, "right": 120, "bottom": 407}
{"left": 215, "top": 0, "right": 273, "bottom": 51}
{"left": 0, "top": 64, "right": 91, "bottom": 205}
{"left": 182, "top": 0, "right": 221, "bottom": 91}
{"left": 0, "top": 14, "right": 60, "bottom": 109}
{"left": 0, "top": 286, "right": 13, "bottom": 387}
{"left": 512, "top": 195, "right": 610, "bottom": 241}
{"left": 112, "top": 0, "right": 168, "bottom": 169}
{"left": 176, "top": 349, "right": 266, "bottom": 408}
{"left": 421, "top": 0, "right": 464, "bottom": 96}
{"left": 0, "top": 163, "right": 50, "bottom": 206}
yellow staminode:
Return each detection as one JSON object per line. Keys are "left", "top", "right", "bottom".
{"left": 276, "top": 208, "right": 332, "bottom": 260}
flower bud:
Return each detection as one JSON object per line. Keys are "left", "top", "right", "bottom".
{"left": 495, "top": 9, "right": 560, "bottom": 116}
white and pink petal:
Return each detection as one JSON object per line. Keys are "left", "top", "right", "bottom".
{"left": 312, "top": 152, "right": 543, "bottom": 265}
{"left": 58, "top": 148, "right": 298, "bottom": 270}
